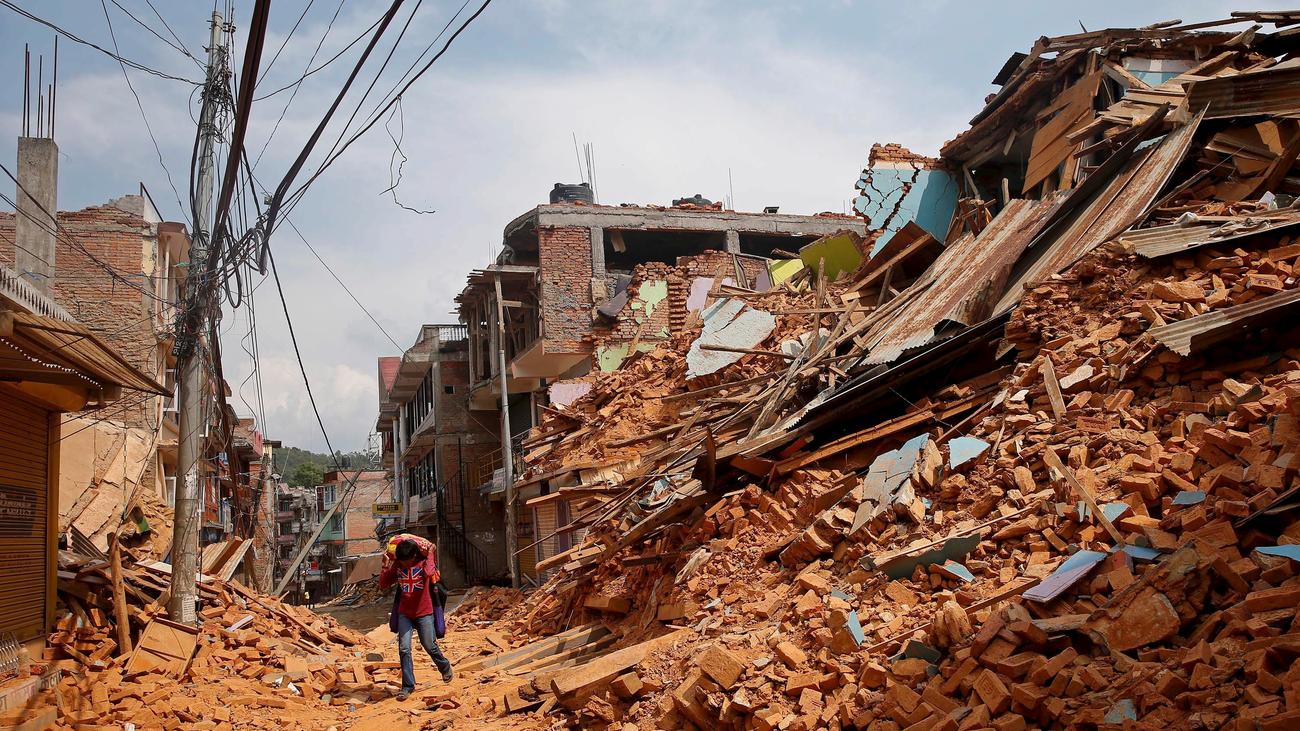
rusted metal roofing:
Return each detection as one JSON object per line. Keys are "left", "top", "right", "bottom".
{"left": 994, "top": 107, "right": 1204, "bottom": 314}
{"left": 1186, "top": 64, "right": 1300, "bottom": 119}
{"left": 0, "top": 310, "right": 168, "bottom": 395}
{"left": 1148, "top": 288, "right": 1300, "bottom": 356}
{"left": 1125, "top": 214, "right": 1300, "bottom": 258}
{"left": 862, "top": 198, "right": 1059, "bottom": 365}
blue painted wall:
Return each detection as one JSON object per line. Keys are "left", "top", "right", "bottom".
{"left": 853, "top": 164, "right": 959, "bottom": 252}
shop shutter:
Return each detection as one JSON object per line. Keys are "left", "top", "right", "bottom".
{"left": 0, "top": 390, "right": 49, "bottom": 641}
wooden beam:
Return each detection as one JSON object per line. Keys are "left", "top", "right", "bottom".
{"left": 1039, "top": 358, "right": 1067, "bottom": 421}
{"left": 109, "top": 533, "right": 133, "bottom": 655}
{"left": 1041, "top": 448, "right": 1126, "bottom": 545}
{"left": 776, "top": 392, "right": 988, "bottom": 475}
{"left": 549, "top": 629, "right": 688, "bottom": 697}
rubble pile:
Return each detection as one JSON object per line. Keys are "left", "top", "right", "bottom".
{"left": 449, "top": 586, "right": 530, "bottom": 629}
{"left": 45, "top": 551, "right": 379, "bottom": 729}
{"left": 461, "top": 14, "right": 1300, "bottom": 730}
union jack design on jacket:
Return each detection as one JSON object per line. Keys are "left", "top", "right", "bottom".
{"left": 379, "top": 552, "right": 441, "bottom": 619}
{"left": 398, "top": 566, "right": 423, "bottom": 594}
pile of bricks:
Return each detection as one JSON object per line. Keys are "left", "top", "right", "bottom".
{"left": 45, "top": 552, "right": 374, "bottom": 729}
{"left": 473, "top": 191, "right": 1300, "bottom": 730}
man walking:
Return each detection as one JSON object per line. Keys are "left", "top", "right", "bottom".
{"left": 379, "top": 538, "right": 453, "bottom": 699}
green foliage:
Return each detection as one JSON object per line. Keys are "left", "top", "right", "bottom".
{"left": 289, "top": 461, "right": 325, "bottom": 488}
{"left": 273, "top": 444, "right": 379, "bottom": 486}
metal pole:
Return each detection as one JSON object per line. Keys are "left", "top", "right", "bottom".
{"left": 494, "top": 274, "right": 519, "bottom": 588}
{"left": 169, "top": 11, "right": 225, "bottom": 624}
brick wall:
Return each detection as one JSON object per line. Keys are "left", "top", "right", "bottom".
{"left": 537, "top": 226, "right": 593, "bottom": 354}
{"left": 0, "top": 200, "right": 166, "bottom": 489}
{"left": 592, "top": 251, "right": 770, "bottom": 353}
{"left": 339, "top": 471, "right": 391, "bottom": 556}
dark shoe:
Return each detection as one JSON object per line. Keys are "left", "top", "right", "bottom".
{"left": 441, "top": 668, "right": 453, "bottom": 683}
{"left": 396, "top": 688, "right": 412, "bottom": 701}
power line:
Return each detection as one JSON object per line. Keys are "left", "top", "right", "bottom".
{"left": 275, "top": 0, "right": 492, "bottom": 224}
{"left": 256, "top": 0, "right": 318, "bottom": 86}
{"left": 142, "top": 0, "right": 199, "bottom": 62}
{"left": 243, "top": 166, "right": 402, "bottom": 349}
{"left": 284, "top": 214, "right": 402, "bottom": 349}
{"left": 259, "top": 0, "right": 408, "bottom": 238}
{"left": 107, "top": 0, "right": 203, "bottom": 68}
{"left": 253, "top": 0, "right": 348, "bottom": 170}
{"left": 0, "top": 0, "right": 200, "bottom": 85}
{"left": 252, "top": 13, "right": 381, "bottom": 102}
{"left": 100, "top": 0, "right": 188, "bottom": 222}
{"left": 266, "top": 246, "right": 338, "bottom": 461}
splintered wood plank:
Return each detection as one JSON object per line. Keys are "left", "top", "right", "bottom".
{"left": 549, "top": 629, "right": 688, "bottom": 697}
{"left": 1042, "top": 448, "right": 1126, "bottom": 545}
{"left": 1039, "top": 358, "right": 1067, "bottom": 421}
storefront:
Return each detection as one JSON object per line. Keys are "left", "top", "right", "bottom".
{"left": 0, "top": 280, "right": 167, "bottom": 648}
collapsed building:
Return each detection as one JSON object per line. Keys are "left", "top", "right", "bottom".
{"left": 375, "top": 189, "right": 863, "bottom": 587}
{"left": 443, "top": 13, "right": 1300, "bottom": 731}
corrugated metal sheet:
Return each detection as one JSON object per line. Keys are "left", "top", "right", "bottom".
{"left": 994, "top": 107, "right": 1204, "bottom": 314}
{"left": 1125, "top": 215, "right": 1300, "bottom": 258}
{"left": 862, "top": 198, "right": 1060, "bottom": 364}
{"left": 1186, "top": 64, "right": 1300, "bottom": 119}
{"left": 1148, "top": 287, "right": 1300, "bottom": 355}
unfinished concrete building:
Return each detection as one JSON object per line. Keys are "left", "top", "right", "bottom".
{"left": 455, "top": 191, "right": 864, "bottom": 578}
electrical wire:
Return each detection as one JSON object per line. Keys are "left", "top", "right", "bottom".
{"left": 266, "top": 246, "right": 338, "bottom": 461}
{"left": 0, "top": 0, "right": 201, "bottom": 84}
{"left": 252, "top": 12, "right": 381, "bottom": 102}
{"left": 101, "top": 0, "right": 188, "bottom": 222}
{"left": 273, "top": 0, "right": 491, "bottom": 225}
{"left": 252, "top": 0, "right": 348, "bottom": 170}
{"left": 256, "top": 0, "right": 317, "bottom": 86}
{"left": 143, "top": 0, "right": 199, "bottom": 62}
{"left": 108, "top": 0, "right": 204, "bottom": 68}
{"left": 243, "top": 165, "right": 402, "bottom": 349}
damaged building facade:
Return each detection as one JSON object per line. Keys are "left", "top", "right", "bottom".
{"left": 453, "top": 193, "right": 865, "bottom": 579}
{"left": 0, "top": 133, "right": 209, "bottom": 559}
{"left": 377, "top": 324, "right": 504, "bottom": 587}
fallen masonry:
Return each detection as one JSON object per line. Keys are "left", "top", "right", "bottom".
{"left": 440, "top": 13, "right": 1300, "bottom": 731}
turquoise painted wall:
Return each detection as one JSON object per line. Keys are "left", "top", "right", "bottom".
{"left": 853, "top": 165, "right": 959, "bottom": 253}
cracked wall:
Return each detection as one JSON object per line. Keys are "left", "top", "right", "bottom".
{"left": 852, "top": 143, "right": 959, "bottom": 249}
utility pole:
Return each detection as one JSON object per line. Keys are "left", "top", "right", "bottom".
{"left": 169, "top": 11, "right": 227, "bottom": 624}
{"left": 494, "top": 274, "right": 520, "bottom": 588}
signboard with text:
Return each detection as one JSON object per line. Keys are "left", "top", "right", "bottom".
{"left": 372, "top": 502, "right": 402, "bottom": 517}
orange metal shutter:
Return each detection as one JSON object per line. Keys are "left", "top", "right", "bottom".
{"left": 0, "top": 390, "right": 49, "bottom": 641}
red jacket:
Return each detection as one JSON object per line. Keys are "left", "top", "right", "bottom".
{"left": 379, "top": 553, "right": 441, "bottom": 619}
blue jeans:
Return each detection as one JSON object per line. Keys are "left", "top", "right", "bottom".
{"left": 397, "top": 613, "right": 452, "bottom": 691}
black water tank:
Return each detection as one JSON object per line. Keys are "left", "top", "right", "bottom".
{"left": 672, "top": 193, "right": 713, "bottom": 207}
{"left": 550, "top": 182, "right": 594, "bottom": 204}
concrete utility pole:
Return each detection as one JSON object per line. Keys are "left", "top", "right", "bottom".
{"left": 169, "top": 11, "right": 226, "bottom": 624}
{"left": 494, "top": 274, "right": 520, "bottom": 588}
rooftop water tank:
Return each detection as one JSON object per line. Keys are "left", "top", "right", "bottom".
{"left": 550, "top": 182, "right": 594, "bottom": 204}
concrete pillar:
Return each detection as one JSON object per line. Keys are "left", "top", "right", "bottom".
{"left": 724, "top": 229, "right": 741, "bottom": 254}
{"left": 589, "top": 226, "right": 608, "bottom": 302}
{"left": 14, "top": 137, "right": 58, "bottom": 292}
{"left": 589, "top": 226, "right": 605, "bottom": 276}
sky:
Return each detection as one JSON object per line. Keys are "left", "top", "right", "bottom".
{"left": 0, "top": 0, "right": 1245, "bottom": 452}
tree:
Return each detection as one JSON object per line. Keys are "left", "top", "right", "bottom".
{"left": 289, "top": 462, "right": 324, "bottom": 488}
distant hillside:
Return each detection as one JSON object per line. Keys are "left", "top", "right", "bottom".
{"left": 274, "top": 446, "right": 378, "bottom": 487}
